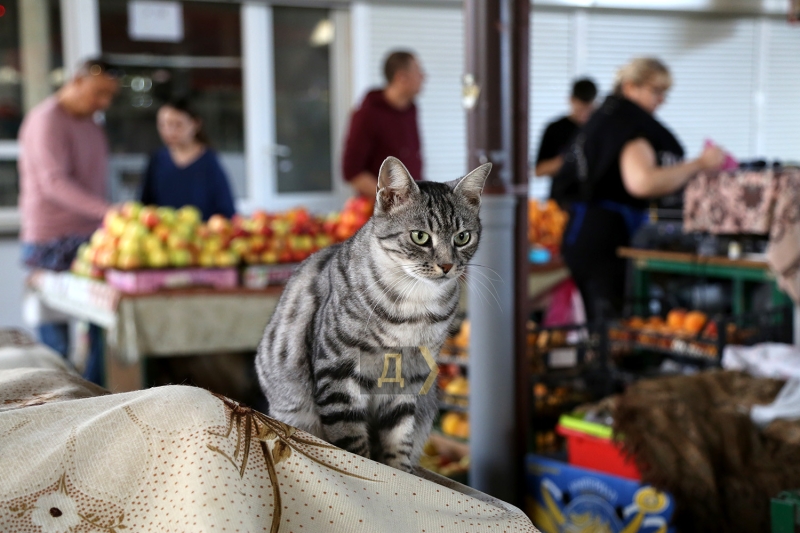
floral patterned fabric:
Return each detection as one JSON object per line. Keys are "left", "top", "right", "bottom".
{"left": 683, "top": 170, "right": 781, "bottom": 235}
{"left": 767, "top": 170, "right": 800, "bottom": 304}
{"left": 0, "top": 348, "right": 537, "bottom": 533}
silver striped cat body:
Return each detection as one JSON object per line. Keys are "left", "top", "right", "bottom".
{"left": 255, "top": 157, "right": 491, "bottom": 472}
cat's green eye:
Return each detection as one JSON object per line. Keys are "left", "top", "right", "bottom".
{"left": 411, "top": 231, "right": 431, "bottom": 246}
{"left": 454, "top": 231, "right": 471, "bottom": 246}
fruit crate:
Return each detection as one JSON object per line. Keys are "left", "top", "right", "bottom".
{"left": 609, "top": 306, "right": 793, "bottom": 365}
{"left": 105, "top": 267, "right": 238, "bottom": 294}
{"left": 242, "top": 263, "right": 300, "bottom": 289}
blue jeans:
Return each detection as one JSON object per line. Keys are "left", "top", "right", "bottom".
{"left": 22, "top": 243, "right": 105, "bottom": 386}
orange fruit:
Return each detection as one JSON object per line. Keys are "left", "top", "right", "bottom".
{"left": 666, "top": 309, "right": 687, "bottom": 330}
{"left": 628, "top": 317, "right": 645, "bottom": 329}
{"left": 683, "top": 311, "right": 707, "bottom": 334}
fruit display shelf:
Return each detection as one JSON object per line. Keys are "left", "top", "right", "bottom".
{"left": 607, "top": 307, "right": 791, "bottom": 364}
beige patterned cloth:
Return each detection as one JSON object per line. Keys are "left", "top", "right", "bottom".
{"left": 767, "top": 170, "right": 800, "bottom": 303}
{"left": 0, "top": 346, "right": 537, "bottom": 533}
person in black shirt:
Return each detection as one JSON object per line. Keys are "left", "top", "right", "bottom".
{"left": 557, "top": 58, "right": 725, "bottom": 321}
{"left": 534, "top": 78, "right": 598, "bottom": 178}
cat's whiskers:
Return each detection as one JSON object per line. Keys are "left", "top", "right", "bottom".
{"left": 466, "top": 263, "right": 504, "bottom": 283}
{"left": 458, "top": 275, "right": 490, "bottom": 310}
{"left": 464, "top": 268, "right": 503, "bottom": 312}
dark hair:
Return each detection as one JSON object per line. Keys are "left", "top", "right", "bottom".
{"left": 75, "top": 57, "right": 124, "bottom": 79}
{"left": 383, "top": 51, "right": 416, "bottom": 84}
{"left": 160, "top": 98, "right": 210, "bottom": 145}
{"left": 571, "top": 78, "right": 598, "bottom": 103}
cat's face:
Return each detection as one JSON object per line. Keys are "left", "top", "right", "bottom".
{"left": 371, "top": 158, "right": 491, "bottom": 284}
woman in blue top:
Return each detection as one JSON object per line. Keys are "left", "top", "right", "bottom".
{"left": 140, "top": 98, "right": 236, "bottom": 220}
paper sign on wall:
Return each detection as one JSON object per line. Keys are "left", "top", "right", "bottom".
{"left": 128, "top": 1, "right": 184, "bottom": 43}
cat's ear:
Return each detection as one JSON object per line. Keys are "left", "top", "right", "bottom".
{"left": 376, "top": 157, "right": 420, "bottom": 214}
{"left": 452, "top": 163, "right": 492, "bottom": 207}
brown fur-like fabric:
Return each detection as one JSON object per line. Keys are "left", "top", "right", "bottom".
{"left": 613, "top": 370, "right": 800, "bottom": 533}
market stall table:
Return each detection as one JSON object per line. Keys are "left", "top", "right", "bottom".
{"left": 618, "top": 247, "right": 791, "bottom": 316}
{"left": 26, "top": 270, "right": 283, "bottom": 392}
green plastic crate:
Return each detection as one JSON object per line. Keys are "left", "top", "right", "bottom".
{"left": 772, "top": 491, "right": 800, "bottom": 533}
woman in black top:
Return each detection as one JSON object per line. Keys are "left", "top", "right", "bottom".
{"left": 556, "top": 57, "right": 725, "bottom": 320}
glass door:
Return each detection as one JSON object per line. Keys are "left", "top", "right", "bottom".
{"left": 243, "top": 3, "right": 350, "bottom": 214}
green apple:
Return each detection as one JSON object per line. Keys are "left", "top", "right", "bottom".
{"left": 169, "top": 248, "right": 193, "bottom": 268}
{"left": 118, "top": 234, "right": 143, "bottom": 255}
{"left": 261, "top": 250, "right": 279, "bottom": 264}
{"left": 156, "top": 206, "right": 177, "bottom": 226}
{"left": 202, "top": 235, "right": 224, "bottom": 254}
{"left": 214, "top": 250, "right": 239, "bottom": 268}
{"left": 116, "top": 251, "right": 142, "bottom": 270}
{"left": 198, "top": 251, "right": 216, "bottom": 268}
{"left": 145, "top": 248, "right": 170, "bottom": 269}
{"left": 177, "top": 205, "right": 202, "bottom": 226}
{"left": 229, "top": 237, "right": 250, "bottom": 257}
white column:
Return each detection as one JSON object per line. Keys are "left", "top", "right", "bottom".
{"left": 468, "top": 194, "right": 518, "bottom": 501}
{"left": 60, "top": 0, "right": 101, "bottom": 76}
{"left": 350, "top": 2, "right": 372, "bottom": 106}
{"left": 572, "top": 9, "right": 588, "bottom": 78}
{"left": 20, "top": 0, "right": 52, "bottom": 112}
{"left": 241, "top": 2, "right": 274, "bottom": 211}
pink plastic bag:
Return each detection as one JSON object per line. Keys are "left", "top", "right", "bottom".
{"left": 543, "top": 278, "right": 585, "bottom": 326}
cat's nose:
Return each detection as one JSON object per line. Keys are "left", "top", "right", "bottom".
{"left": 439, "top": 263, "right": 453, "bottom": 274}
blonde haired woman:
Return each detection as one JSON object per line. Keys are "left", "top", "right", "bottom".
{"left": 555, "top": 57, "right": 725, "bottom": 320}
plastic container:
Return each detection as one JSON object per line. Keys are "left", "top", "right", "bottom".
{"left": 556, "top": 413, "right": 641, "bottom": 480}
{"left": 105, "top": 267, "right": 238, "bottom": 293}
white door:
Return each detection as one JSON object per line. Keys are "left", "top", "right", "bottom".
{"left": 242, "top": 3, "right": 351, "bottom": 214}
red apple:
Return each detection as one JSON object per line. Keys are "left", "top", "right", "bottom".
{"left": 243, "top": 252, "right": 261, "bottom": 265}
{"left": 120, "top": 201, "right": 143, "bottom": 221}
{"left": 153, "top": 223, "right": 171, "bottom": 243}
{"left": 139, "top": 206, "right": 160, "bottom": 229}
{"left": 208, "top": 214, "right": 232, "bottom": 235}
{"left": 167, "top": 233, "right": 191, "bottom": 251}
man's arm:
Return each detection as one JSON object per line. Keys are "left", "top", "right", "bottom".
{"left": 24, "top": 119, "right": 110, "bottom": 219}
{"left": 342, "top": 107, "right": 376, "bottom": 197}
{"left": 535, "top": 156, "right": 563, "bottom": 177}
{"left": 534, "top": 122, "right": 563, "bottom": 177}
{"left": 348, "top": 171, "right": 378, "bottom": 198}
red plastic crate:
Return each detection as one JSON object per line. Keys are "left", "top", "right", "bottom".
{"left": 556, "top": 422, "right": 641, "bottom": 481}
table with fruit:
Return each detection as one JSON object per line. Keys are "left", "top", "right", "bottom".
{"left": 28, "top": 198, "right": 376, "bottom": 391}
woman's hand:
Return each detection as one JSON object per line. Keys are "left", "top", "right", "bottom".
{"left": 696, "top": 145, "right": 726, "bottom": 172}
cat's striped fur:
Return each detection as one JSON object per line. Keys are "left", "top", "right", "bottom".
{"left": 255, "top": 157, "right": 491, "bottom": 472}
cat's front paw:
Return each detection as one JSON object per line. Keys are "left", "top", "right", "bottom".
{"left": 382, "top": 453, "right": 415, "bottom": 473}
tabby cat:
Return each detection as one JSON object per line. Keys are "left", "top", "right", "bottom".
{"left": 255, "top": 156, "right": 491, "bottom": 472}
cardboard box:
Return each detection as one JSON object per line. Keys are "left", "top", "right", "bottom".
{"left": 526, "top": 455, "right": 674, "bottom": 533}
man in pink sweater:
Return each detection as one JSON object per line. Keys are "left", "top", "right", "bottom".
{"left": 18, "top": 58, "right": 120, "bottom": 383}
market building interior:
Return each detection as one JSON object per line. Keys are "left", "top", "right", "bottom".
{"left": 1, "top": 1, "right": 800, "bottom": 532}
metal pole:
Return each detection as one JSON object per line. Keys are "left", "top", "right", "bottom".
{"left": 464, "top": 0, "right": 529, "bottom": 503}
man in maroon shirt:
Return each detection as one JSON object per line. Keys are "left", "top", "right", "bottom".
{"left": 342, "top": 51, "right": 425, "bottom": 197}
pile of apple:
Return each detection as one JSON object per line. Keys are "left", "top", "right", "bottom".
{"left": 71, "top": 198, "right": 376, "bottom": 277}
